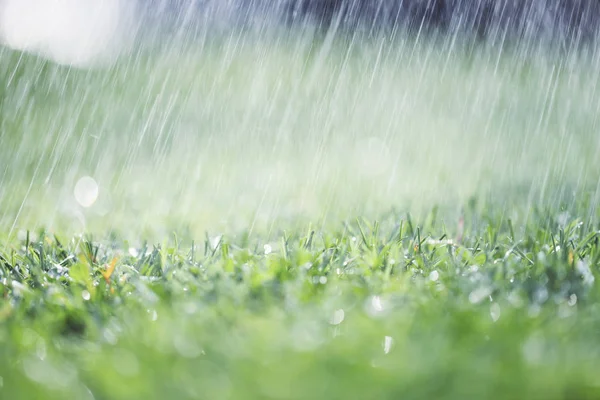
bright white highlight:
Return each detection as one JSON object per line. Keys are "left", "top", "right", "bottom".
{"left": 0, "top": 0, "right": 136, "bottom": 67}
{"left": 74, "top": 176, "right": 99, "bottom": 208}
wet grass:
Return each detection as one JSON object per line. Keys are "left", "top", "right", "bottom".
{"left": 2, "top": 29, "right": 600, "bottom": 398}
{"left": 1, "top": 200, "right": 600, "bottom": 399}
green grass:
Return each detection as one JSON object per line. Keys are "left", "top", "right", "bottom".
{"left": 1, "top": 201, "right": 600, "bottom": 399}
{"left": 2, "top": 28, "right": 600, "bottom": 399}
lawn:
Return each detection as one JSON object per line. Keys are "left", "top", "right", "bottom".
{"left": 1, "top": 26, "right": 600, "bottom": 399}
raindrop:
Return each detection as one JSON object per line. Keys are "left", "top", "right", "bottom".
{"left": 533, "top": 287, "right": 549, "bottom": 304}
{"left": 429, "top": 270, "right": 439, "bottom": 282}
{"left": 209, "top": 235, "right": 222, "bottom": 250}
{"left": 366, "top": 295, "right": 387, "bottom": 317}
{"left": 468, "top": 286, "right": 492, "bottom": 304}
{"left": 81, "top": 290, "right": 91, "bottom": 301}
{"left": 371, "top": 296, "right": 383, "bottom": 311}
{"left": 490, "top": 303, "right": 501, "bottom": 322}
{"left": 147, "top": 309, "right": 158, "bottom": 321}
{"left": 319, "top": 276, "right": 327, "bottom": 284}
{"left": 568, "top": 294, "right": 578, "bottom": 306}
{"left": 74, "top": 176, "right": 99, "bottom": 208}
{"left": 263, "top": 244, "right": 272, "bottom": 255}
{"left": 330, "top": 309, "right": 345, "bottom": 325}
{"left": 383, "top": 336, "right": 394, "bottom": 354}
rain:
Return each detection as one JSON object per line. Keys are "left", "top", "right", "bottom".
{"left": 2, "top": 1, "right": 600, "bottom": 398}
{"left": 1, "top": 0, "right": 599, "bottom": 239}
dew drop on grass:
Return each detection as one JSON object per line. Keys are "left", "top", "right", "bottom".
{"left": 568, "top": 294, "right": 578, "bottom": 306}
{"left": 81, "top": 290, "right": 91, "bottom": 301}
{"left": 74, "top": 176, "right": 99, "bottom": 208}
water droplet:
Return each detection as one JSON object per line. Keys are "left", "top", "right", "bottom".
{"left": 383, "top": 336, "right": 394, "bottom": 354}
{"left": 319, "top": 276, "right": 327, "bottom": 284}
{"left": 74, "top": 176, "right": 99, "bottom": 208}
{"left": 371, "top": 296, "right": 383, "bottom": 311}
{"left": 147, "top": 309, "right": 158, "bottom": 321}
{"left": 81, "top": 290, "right": 91, "bottom": 301}
{"left": 330, "top": 309, "right": 345, "bottom": 325}
{"left": 568, "top": 293, "right": 577, "bottom": 306}
{"left": 209, "top": 235, "right": 222, "bottom": 250}
{"left": 533, "top": 287, "right": 549, "bottom": 304}
{"left": 263, "top": 244, "right": 272, "bottom": 255}
{"left": 429, "top": 270, "right": 439, "bottom": 282}
{"left": 468, "top": 286, "right": 492, "bottom": 304}
{"left": 490, "top": 303, "right": 501, "bottom": 322}
{"left": 366, "top": 295, "right": 387, "bottom": 317}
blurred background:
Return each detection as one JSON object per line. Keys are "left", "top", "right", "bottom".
{"left": 1, "top": 0, "right": 600, "bottom": 240}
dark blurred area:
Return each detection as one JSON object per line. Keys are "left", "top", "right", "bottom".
{"left": 154, "top": 0, "right": 600, "bottom": 47}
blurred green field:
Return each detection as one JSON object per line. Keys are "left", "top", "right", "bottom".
{"left": 1, "top": 28, "right": 600, "bottom": 399}
{"left": 2, "top": 31, "right": 600, "bottom": 238}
